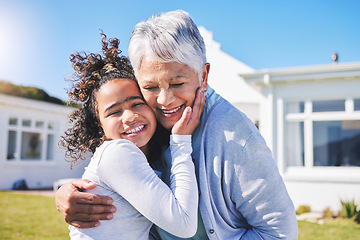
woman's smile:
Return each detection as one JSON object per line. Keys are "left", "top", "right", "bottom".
{"left": 138, "top": 60, "right": 208, "bottom": 130}
{"left": 159, "top": 105, "right": 184, "bottom": 116}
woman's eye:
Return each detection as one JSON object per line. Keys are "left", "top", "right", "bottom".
{"left": 144, "top": 86, "right": 158, "bottom": 91}
{"left": 171, "top": 83, "right": 184, "bottom": 88}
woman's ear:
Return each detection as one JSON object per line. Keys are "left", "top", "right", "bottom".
{"left": 201, "top": 63, "right": 210, "bottom": 91}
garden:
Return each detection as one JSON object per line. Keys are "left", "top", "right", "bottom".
{"left": 0, "top": 191, "right": 359, "bottom": 239}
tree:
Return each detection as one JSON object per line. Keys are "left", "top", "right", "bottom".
{"left": 0, "top": 80, "right": 66, "bottom": 105}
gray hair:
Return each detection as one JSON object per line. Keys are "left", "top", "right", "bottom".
{"left": 128, "top": 10, "right": 206, "bottom": 82}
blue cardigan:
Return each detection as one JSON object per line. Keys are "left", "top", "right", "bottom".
{"left": 158, "top": 87, "right": 298, "bottom": 240}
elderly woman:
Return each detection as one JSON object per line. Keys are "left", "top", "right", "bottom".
{"left": 56, "top": 10, "right": 298, "bottom": 239}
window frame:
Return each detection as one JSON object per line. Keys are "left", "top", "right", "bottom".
{"left": 6, "top": 115, "right": 57, "bottom": 165}
{"left": 280, "top": 97, "right": 360, "bottom": 182}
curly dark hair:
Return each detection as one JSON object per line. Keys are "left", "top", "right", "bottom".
{"left": 60, "top": 32, "right": 138, "bottom": 168}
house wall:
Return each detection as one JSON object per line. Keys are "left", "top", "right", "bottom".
{"left": 199, "top": 27, "right": 263, "bottom": 124}
{"left": 257, "top": 72, "right": 360, "bottom": 212}
{"left": 198, "top": 27, "right": 360, "bottom": 213}
{"left": 0, "top": 94, "right": 89, "bottom": 190}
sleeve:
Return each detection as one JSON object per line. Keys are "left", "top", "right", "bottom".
{"left": 97, "top": 138, "right": 198, "bottom": 238}
{"left": 231, "top": 133, "right": 298, "bottom": 239}
{"left": 203, "top": 104, "right": 298, "bottom": 239}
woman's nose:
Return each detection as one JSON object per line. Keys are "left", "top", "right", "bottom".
{"left": 157, "top": 89, "right": 175, "bottom": 106}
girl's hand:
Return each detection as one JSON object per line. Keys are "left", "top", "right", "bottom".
{"left": 172, "top": 88, "right": 205, "bottom": 135}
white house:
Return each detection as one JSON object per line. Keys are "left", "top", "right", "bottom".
{"left": 200, "top": 27, "right": 360, "bottom": 213}
{"left": 240, "top": 62, "right": 360, "bottom": 212}
{"left": 199, "top": 27, "right": 262, "bottom": 125}
{"left": 0, "top": 93, "right": 88, "bottom": 190}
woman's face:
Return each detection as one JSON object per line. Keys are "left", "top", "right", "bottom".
{"left": 137, "top": 60, "right": 209, "bottom": 130}
{"left": 96, "top": 78, "right": 156, "bottom": 149}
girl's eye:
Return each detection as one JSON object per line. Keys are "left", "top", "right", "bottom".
{"left": 108, "top": 110, "right": 121, "bottom": 117}
{"left": 132, "top": 102, "right": 145, "bottom": 108}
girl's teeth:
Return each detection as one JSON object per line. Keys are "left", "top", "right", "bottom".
{"left": 162, "top": 106, "right": 181, "bottom": 114}
{"left": 125, "top": 125, "right": 145, "bottom": 134}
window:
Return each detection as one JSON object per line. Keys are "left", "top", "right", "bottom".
{"left": 355, "top": 99, "right": 360, "bottom": 111}
{"left": 312, "top": 100, "right": 345, "bottom": 112}
{"left": 6, "top": 117, "right": 56, "bottom": 162}
{"left": 313, "top": 121, "right": 360, "bottom": 167}
{"left": 285, "top": 98, "right": 360, "bottom": 168}
{"left": 22, "top": 119, "right": 31, "bottom": 127}
{"left": 9, "top": 118, "right": 17, "bottom": 125}
{"left": 20, "top": 132, "right": 42, "bottom": 160}
{"left": 286, "top": 121, "right": 304, "bottom": 167}
{"left": 286, "top": 101, "right": 305, "bottom": 114}
{"left": 7, "top": 131, "right": 17, "bottom": 160}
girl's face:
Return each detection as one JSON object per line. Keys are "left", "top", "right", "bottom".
{"left": 96, "top": 78, "right": 157, "bottom": 149}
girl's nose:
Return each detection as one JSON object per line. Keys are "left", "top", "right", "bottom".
{"left": 123, "top": 111, "right": 139, "bottom": 123}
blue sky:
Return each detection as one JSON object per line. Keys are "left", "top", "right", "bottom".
{"left": 0, "top": 0, "right": 359, "bottom": 101}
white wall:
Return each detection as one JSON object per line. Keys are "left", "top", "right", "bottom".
{"left": 0, "top": 94, "right": 89, "bottom": 190}
{"left": 285, "top": 181, "right": 360, "bottom": 213}
{"left": 199, "top": 27, "right": 263, "bottom": 123}
{"left": 250, "top": 65, "right": 360, "bottom": 213}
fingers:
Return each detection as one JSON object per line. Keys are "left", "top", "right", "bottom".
{"left": 178, "top": 106, "right": 192, "bottom": 125}
{"left": 67, "top": 210, "right": 115, "bottom": 228}
{"left": 71, "top": 179, "right": 97, "bottom": 191}
{"left": 62, "top": 199, "right": 116, "bottom": 228}
{"left": 69, "top": 220, "right": 101, "bottom": 229}
{"left": 171, "top": 88, "right": 205, "bottom": 135}
{"left": 55, "top": 179, "right": 116, "bottom": 228}
{"left": 171, "top": 107, "right": 192, "bottom": 135}
{"left": 70, "top": 201, "right": 117, "bottom": 214}
{"left": 73, "top": 191, "right": 114, "bottom": 205}
{"left": 188, "top": 88, "right": 205, "bottom": 124}
{"left": 192, "top": 88, "right": 205, "bottom": 116}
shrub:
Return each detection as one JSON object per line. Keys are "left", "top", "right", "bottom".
{"left": 340, "top": 199, "right": 360, "bottom": 223}
{"left": 355, "top": 212, "right": 360, "bottom": 224}
{"left": 296, "top": 205, "right": 311, "bottom": 215}
{"left": 323, "top": 207, "right": 334, "bottom": 218}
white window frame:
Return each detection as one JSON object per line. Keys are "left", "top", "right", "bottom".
{"left": 6, "top": 115, "right": 57, "bottom": 165}
{"left": 279, "top": 97, "right": 360, "bottom": 183}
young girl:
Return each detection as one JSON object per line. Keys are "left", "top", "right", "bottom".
{"left": 60, "top": 33, "right": 201, "bottom": 239}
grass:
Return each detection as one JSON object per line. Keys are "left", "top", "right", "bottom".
{"left": 298, "top": 219, "right": 360, "bottom": 240}
{"left": 0, "top": 191, "right": 68, "bottom": 240}
{"left": 1, "top": 191, "right": 360, "bottom": 239}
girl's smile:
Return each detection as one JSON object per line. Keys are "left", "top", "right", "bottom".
{"left": 96, "top": 78, "right": 157, "bottom": 149}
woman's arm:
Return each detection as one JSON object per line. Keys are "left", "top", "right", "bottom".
{"left": 230, "top": 133, "right": 298, "bottom": 239}
{"left": 98, "top": 138, "right": 198, "bottom": 238}
{"left": 55, "top": 179, "right": 116, "bottom": 228}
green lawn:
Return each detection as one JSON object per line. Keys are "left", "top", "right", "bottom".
{"left": 1, "top": 191, "right": 360, "bottom": 239}
{"left": 298, "top": 219, "right": 360, "bottom": 240}
{"left": 0, "top": 191, "right": 68, "bottom": 240}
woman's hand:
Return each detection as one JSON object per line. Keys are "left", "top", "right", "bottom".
{"left": 172, "top": 88, "right": 205, "bottom": 135}
{"left": 55, "top": 179, "right": 116, "bottom": 228}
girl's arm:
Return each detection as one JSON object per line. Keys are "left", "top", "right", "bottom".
{"left": 97, "top": 138, "right": 197, "bottom": 238}
{"left": 97, "top": 89, "right": 205, "bottom": 237}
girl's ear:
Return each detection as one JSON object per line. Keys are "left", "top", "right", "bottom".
{"left": 201, "top": 63, "right": 210, "bottom": 91}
